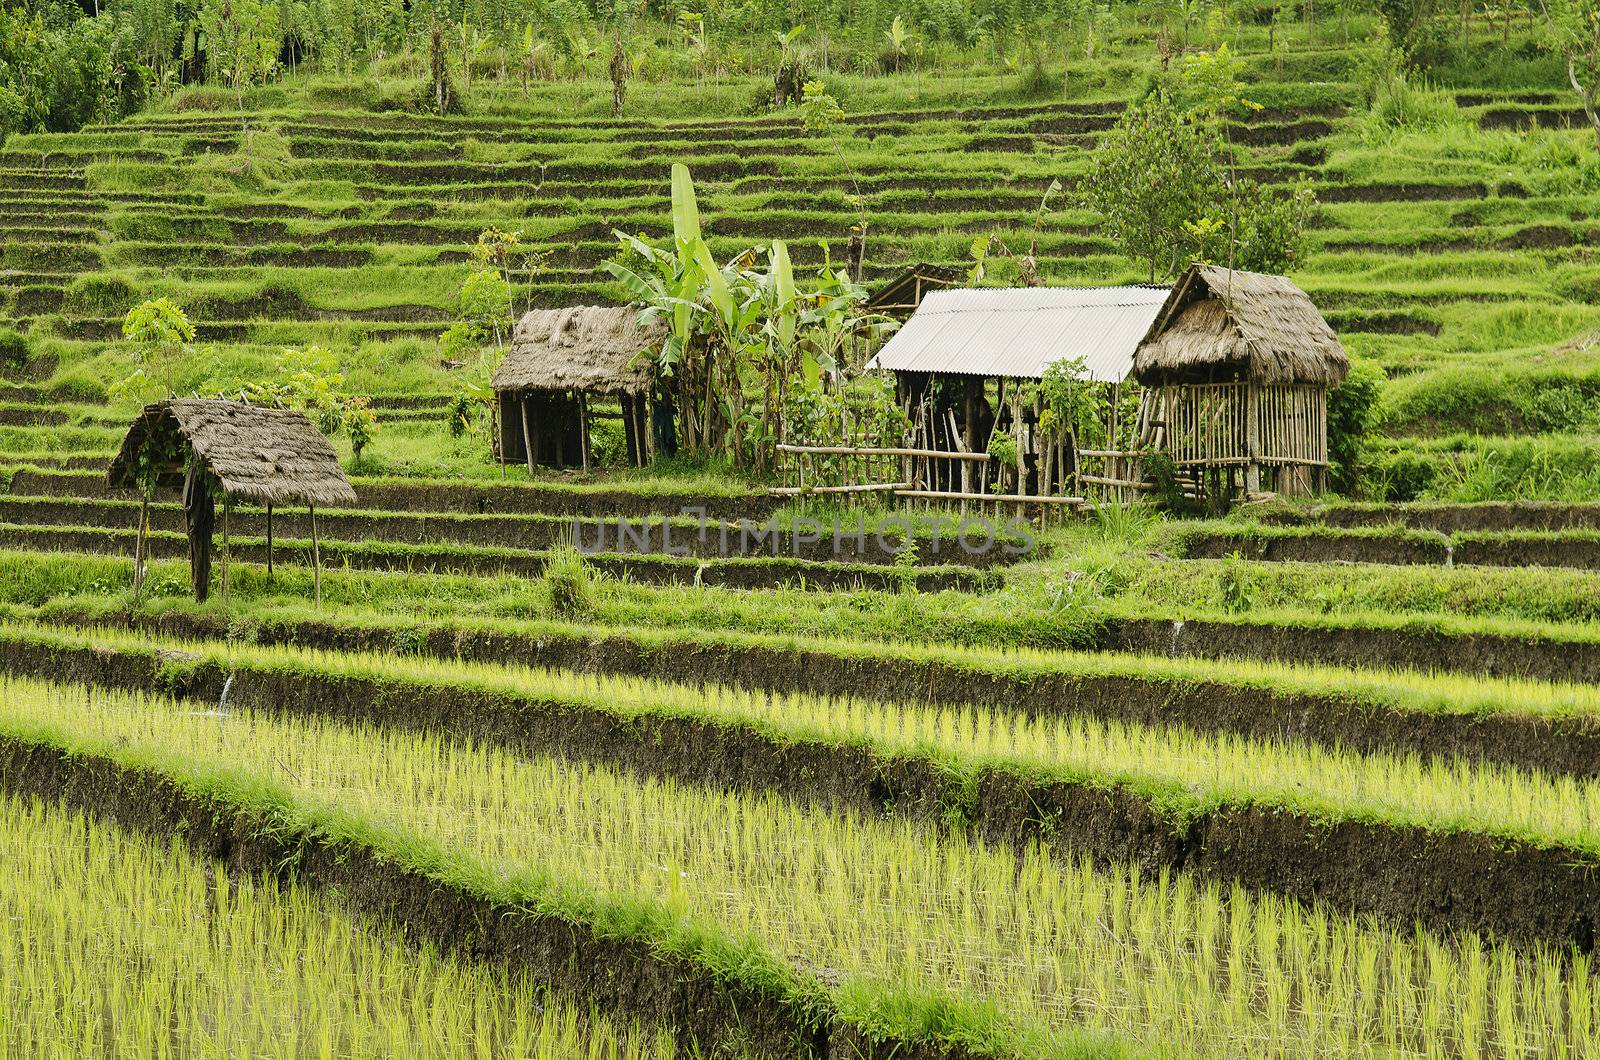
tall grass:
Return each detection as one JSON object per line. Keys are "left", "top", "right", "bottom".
{"left": 2, "top": 674, "right": 1594, "bottom": 1058}
{"left": 0, "top": 792, "right": 685, "bottom": 1058}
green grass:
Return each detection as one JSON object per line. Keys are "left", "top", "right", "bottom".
{"left": 5, "top": 669, "right": 1598, "bottom": 1058}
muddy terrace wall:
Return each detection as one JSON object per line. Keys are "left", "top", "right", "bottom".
{"left": 1101, "top": 616, "right": 1600, "bottom": 685}
{"left": 8, "top": 468, "right": 783, "bottom": 522}
{"left": 44, "top": 606, "right": 1600, "bottom": 779}
{"left": 0, "top": 496, "right": 1026, "bottom": 569}
{"left": 0, "top": 736, "right": 987, "bottom": 1060}
{"left": 1266, "top": 501, "right": 1600, "bottom": 534}
{"left": 0, "top": 525, "right": 992, "bottom": 593}
{"left": 8, "top": 630, "right": 1600, "bottom": 952}
{"left": 1181, "top": 529, "right": 1600, "bottom": 571}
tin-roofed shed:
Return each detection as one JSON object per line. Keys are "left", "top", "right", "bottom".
{"left": 863, "top": 285, "right": 1170, "bottom": 498}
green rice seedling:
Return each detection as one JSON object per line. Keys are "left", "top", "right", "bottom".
{"left": 4, "top": 674, "right": 1600, "bottom": 1058}
{"left": 22, "top": 619, "right": 1600, "bottom": 851}
{"left": 0, "top": 792, "right": 687, "bottom": 1059}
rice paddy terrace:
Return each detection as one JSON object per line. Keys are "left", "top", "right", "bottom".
{"left": 8, "top": 44, "right": 1600, "bottom": 1060}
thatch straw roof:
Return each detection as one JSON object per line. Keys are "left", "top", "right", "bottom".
{"left": 107, "top": 399, "right": 357, "bottom": 507}
{"left": 493, "top": 306, "right": 666, "bottom": 395}
{"left": 1134, "top": 264, "right": 1349, "bottom": 386}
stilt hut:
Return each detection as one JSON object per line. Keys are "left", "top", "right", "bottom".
{"left": 107, "top": 399, "right": 355, "bottom": 604}
{"left": 864, "top": 285, "right": 1170, "bottom": 499}
{"left": 493, "top": 306, "right": 666, "bottom": 472}
{"left": 1133, "top": 264, "right": 1349, "bottom": 499}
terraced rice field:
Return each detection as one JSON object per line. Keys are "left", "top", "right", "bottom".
{"left": 2, "top": 55, "right": 1597, "bottom": 484}
{"left": 5, "top": 18, "right": 1600, "bottom": 1057}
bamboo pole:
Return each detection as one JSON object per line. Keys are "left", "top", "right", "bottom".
{"left": 1245, "top": 381, "right": 1262, "bottom": 496}
{"left": 309, "top": 504, "right": 322, "bottom": 608}
{"left": 221, "top": 499, "right": 231, "bottom": 606}
{"left": 520, "top": 394, "right": 536, "bottom": 476}
{"left": 132, "top": 495, "right": 148, "bottom": 604}
{"left": 578, "top": 390, "right": 591, "bottom": 472}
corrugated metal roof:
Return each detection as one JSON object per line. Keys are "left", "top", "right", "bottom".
{"left": 866, "top": 285, "right": 1171, "bottom": 382}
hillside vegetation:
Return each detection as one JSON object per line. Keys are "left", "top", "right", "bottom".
{"left": 2, "top": 0, "right": 1598, "bottom": 499}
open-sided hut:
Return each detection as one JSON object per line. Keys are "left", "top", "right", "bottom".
{"left": 108, "top": 399, "right": 355, "bottom": 603}
{"left": 1134, "top": 264, "right": 1349, "bottom": 498}
{"left": 865, "top": 285, "right": 1170, "bottom": 499}
{"left": 492, "top": 306, "right": 666, "bottom": 472}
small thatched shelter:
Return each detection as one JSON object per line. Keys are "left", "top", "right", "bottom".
{"left": 1134, "top": 264, "right": 1349, "bottom": 497}
{"left": 493, "top": 306, "right": 667, "bottom": 472}
{"left": 108, "top": 399, "right": 355, "bottom": 603}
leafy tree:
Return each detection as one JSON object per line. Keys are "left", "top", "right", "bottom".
{"left": 199, "top": 0, "right": 281, "bottom": 110}
{"left": 0, "top": 8, "right": 54, "bottom": 139}
{"left": 1375, "top": 0, "right": 1440, "bottom": 55}
{"left": 118, "top": 297, "right": 195, "bottom": 397}
{"left": 1081, "top": 89, "right": 1316, "bottom": 280}
{"left": 1542, "top": 0, "right": 1600, "bottom": 149}
{"left": 1079, "top": 95, "right": 1227, "bottom": 282}
{"left": 882, "top": 13, "right": 913, "bottom": 72}
{"left": 604, "top": 164, "right": 893, "bottom": 471}
{"left": 243, "top": 346, "right": 380, "bottom": 465}
{"left": 439, "top": 267, "right": 514, "bottom": 406}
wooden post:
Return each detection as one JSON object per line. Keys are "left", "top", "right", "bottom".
{"left": 265, "top": 502, "right": 274, "bottom": 577}
{"left": 1245, "top": 381, "right": 1262, "bottom": 496}
{"left": 553, "top": 392, "right": 567, "bottom": 468}
{"left": 520, "top": 393, "right": 536, "bottom": 476}
{"left": 578, "top": 390, "right": 591, "bottom": 472}
{"left": 221, "top": 499, "right": 231, "bottom": 605}
{"left": 133, "top": 495, "right": 149, "bottom": 604}
{"left": 308, "top": 503, "right": 323, "bottom": 608}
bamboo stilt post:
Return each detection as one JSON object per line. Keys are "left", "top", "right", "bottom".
{"left": 578, "top": 390, "right": 591, "bottom": 472}
{"left": 495, "top": 399, "right": 506, "bottom": 480}
{"left": 309, "top": 503, "right": 323, "bottom": 608}
{"left": 133, "top": 495, "right": 149, "bottom": 604}
{"left": 520, "top": 393, "right": 536, "bottom": 476}
{"left": 1245, "top": 381, "right": 1262, "bottom": 496}
{"left": 221, "top": 498, "right": 231, "bottom": 606}
{"left": 265, "top": 502, "right": 274, "bottom": 577}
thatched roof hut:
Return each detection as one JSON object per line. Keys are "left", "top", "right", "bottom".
{"left": 108, "top": 399, "right": 356, "bottom": 507}
{"left": 493, "top": 306, "right": 666, "bottom": 396}
{"left": 493, "top": 306, "right": 667, "bottom": 472}
{"left": 1134, "top": 264, "right": 1348, "bottom": 387}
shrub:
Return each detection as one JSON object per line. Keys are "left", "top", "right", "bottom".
{"left": 1143, "top": 451, "right": 1202, "bottom": 515}
{"left": 1327, "top": 359, "right": 1386, "bottom": 495}
{"left": 538, "top": 545, "right": 595, "bottom": 618}
{"left": 1217, "top": 550, "right": 1256, "bottom": 613}
{"left": 589, "top": 419, "right": 627, "bottom": 467}
{"left": 1372, "top": 448, "right": 1438, "bottom": 501}
{"left": 0, "top": 328, "right": 28, "bottom": 375}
